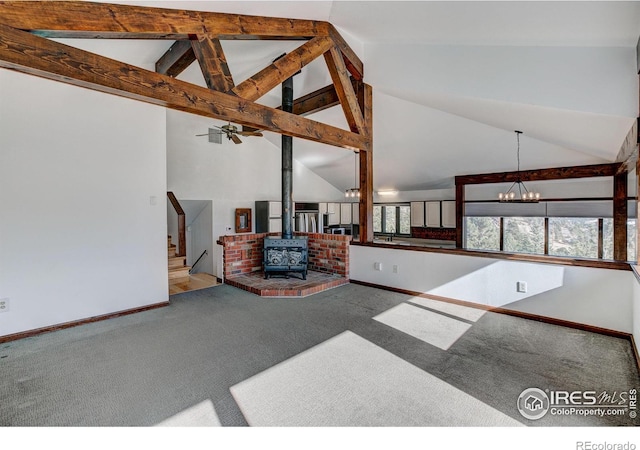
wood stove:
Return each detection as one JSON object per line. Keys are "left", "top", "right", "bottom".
{"left": 263, "top": 236, "right": 308, "bottom": 280}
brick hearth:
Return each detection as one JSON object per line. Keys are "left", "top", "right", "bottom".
{"left": 225, "top": 270, "right": 349, "bottom": 297}
{"left": 218, "top": 231, "right": 351, "bottom": 297}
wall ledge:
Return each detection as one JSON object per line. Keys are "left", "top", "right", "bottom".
{"left": 351, "top": 241, "right": 632, "bottom": 271}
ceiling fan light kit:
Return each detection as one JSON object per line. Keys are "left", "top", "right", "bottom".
{"left": 498, "top": 131, "right": 541, "bottom": 203}
{"left": 196, "top": 122, "right": 263, "bottom": 145}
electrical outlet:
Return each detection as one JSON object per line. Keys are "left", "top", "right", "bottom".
{"left": 516, "top": 282, "right": 527, "bottom": 293}
{"left": 0, "top": 298, "right": 9, "bottom": 313}
{"left": 393, "top": 265, "right": 399, "bottom": 273}
{"left": 374, "top": 262, "right": 382, "bottom": 271}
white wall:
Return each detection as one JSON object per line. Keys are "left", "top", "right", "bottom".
{"left": 368, "top": 44, "right": 637, "bottom": 117}
{"left": 186, "top": 201, "right": 213, "bottom": 275}
{"left": 0, "top": 70, "right": 168, "bottom": 337}
{"left": 351, "top": 245, "right": 633, "bottom": 333}
{"left": 166, "top": 109, "right": 345, "bottom": 278}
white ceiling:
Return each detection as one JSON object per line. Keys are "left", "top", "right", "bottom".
{"left": 59, "top": 1, "right": 640, "bottom": 194}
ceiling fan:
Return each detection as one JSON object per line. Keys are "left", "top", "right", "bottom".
{"left": 196, "top": 122, "right": 263, "bottom": 145}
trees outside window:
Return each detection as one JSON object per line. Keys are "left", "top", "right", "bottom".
{"left": 465, "top": 217, "right": 500, "bottom": 251}
{"left": 503, "top": 217, "right": 545, "bottom": 255}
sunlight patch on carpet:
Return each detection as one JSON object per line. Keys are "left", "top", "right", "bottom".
{"left": 155, "top": 399, "right": 221, "bottom": 427}
{"left": 374, "top": 303, "right": 471, "bottom": 350}
{"left": 230, "top": 331, "right": 522, "bottom": 427}
{"left": 408, "top": 296, "right": 487, "bottom": 322}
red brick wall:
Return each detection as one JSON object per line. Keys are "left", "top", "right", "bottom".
{"left": 411, "top": 227, "right": 456, "bottom": 241}
{"left": 218, "top": 233, "right": 277, "bottom": 278}
{"left": 218, "top": 232, "right": 351, "bottom": 279}
{"left": 295, "top": 232, "right": 351, "bottom": 278}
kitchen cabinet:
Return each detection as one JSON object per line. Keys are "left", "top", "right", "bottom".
{"left": 410, "top": 202, "right": 425, "bottom": 227}
{"left": 352, "top": 203, "right": 360, "bottom": 225}
{"left": 340, "top": 203, "right": 352, "bottom": 224}
{"left": 441, "top": 200, "right": 456, "bottom": 228}
{"left": 425, "top": 201, "right": 441, "bottom": 227}
{"left": 256, "top": 201, "right": 288, "bottom": 233}
{"left": 327, "top": 203, "right": 340, "bottom": 225}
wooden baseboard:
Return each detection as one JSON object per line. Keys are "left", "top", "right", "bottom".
{"left": 0, "top": 301, "right": 170, "bottom": 344}
{"left": 350, "top": 278, "right": 635, "bottom": 342}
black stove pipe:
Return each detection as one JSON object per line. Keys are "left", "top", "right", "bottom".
{"left": 281, "top": 75, "right": 294, "bottom": 239}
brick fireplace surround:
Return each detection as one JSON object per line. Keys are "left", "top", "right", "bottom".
{"left": 217, "top": 232, "right": 351, "bottom": 297}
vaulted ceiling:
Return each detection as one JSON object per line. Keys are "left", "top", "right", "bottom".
{"left": 5, "top": 1, "right": 640, "bottom": 196}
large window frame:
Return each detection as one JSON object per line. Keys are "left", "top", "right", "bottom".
{"left": 454, "top": 162, "right": 630, "bottom": 260}
{"left": 373, "top": 204, "right": 411, "bottom": 236}
{"left": 464, "top": 215, "right": 637, "bottom": 262}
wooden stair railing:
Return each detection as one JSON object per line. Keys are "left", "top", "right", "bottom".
{"left": 167, "top": 191, "right": 186, "bottom": 258}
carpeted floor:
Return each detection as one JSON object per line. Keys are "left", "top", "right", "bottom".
{"left": 0, "top": 283, "right": 638, "bottom": 426}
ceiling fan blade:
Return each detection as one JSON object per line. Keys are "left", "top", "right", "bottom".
{"left": 231, "top": 134, "right": 242, "bottom": 145}
{"left": 237, "top": 131, "right": 264, "bottom": 137}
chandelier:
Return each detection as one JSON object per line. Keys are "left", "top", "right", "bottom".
{"left": 345, "top": 151, "right": 360, "bottom": 199}
{"left": 498, "top": 131, "right": 540, "bottom": 202}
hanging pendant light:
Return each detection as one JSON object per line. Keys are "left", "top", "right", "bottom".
{"left": 345, "top": 151, "right": 360, "bottom": 199}
{"left": 498, "top": 131, "right": 540, "bottom": 202}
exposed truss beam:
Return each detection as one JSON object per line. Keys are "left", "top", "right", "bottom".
{"left": 0, "top": 23, "right": 368, "bottom": 151}
{"left": 325, "top": 46, "right": 366, "bottom": 134}
{"left": 328, "top": 25, "right": 363, "bottom": 81}
{"left": 455, "top": 163, "right": 623, "bottom": 186}
{"left": 191, "top": 35, "right": 234, "bottom": 92}
{"left": 359, "top": 83, "right": 374, "bottom": 243}
{"left": 272, "top": 77, "right": 361, "bottom": 116}
{"left": 231, "top": 36, "right": 333, "bottom": 102}
{"left": 0, "top": 1, "right": 327, "bottom": 40}
{"left": 0, "top": 1, "right": 364, "bottom": 81}
{"left": 155, "top": 40, "right": 195, "bottom": 78}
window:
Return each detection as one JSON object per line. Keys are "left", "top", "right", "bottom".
{"left": 399, "top": 206, "right": 411, "bottom": 235}
{"left": 385, "top": 206, "right": 396, "bottom": 233}
{"left": 602, "top": 219, "right": 637, "bottom": 262}
{"left": 373, "top": 205, "right": 382, "bottom": 233}
{"left": 548, "top": 218, "right": 598, "bottom": 259}
{"left": 463, "top": 215, "right": 635, "bottom": 262}
{"left": 373, "top": 204, "right": 411, "bottom": 235}
{"left": 464, "top": 217, "right": 500, "bottom": 251}
{"left": 628, "top": 219, "right": 637, "bottom": 262}
{"left": 503, "top": 217, "right": 545, "bottom": 255}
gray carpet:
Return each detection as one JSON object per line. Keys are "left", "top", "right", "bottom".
{"left": 0, "top": 283, "right": 638, "bottom": 426}
{"left": 231, "top": 331, "right": 523, "bottom": 426}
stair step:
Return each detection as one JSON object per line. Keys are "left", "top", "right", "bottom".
{"left": 169, "top": 266, "right": 191, "bottom": 280}
{"left": 169, "top": 256, "right": 186, "bottom": 268}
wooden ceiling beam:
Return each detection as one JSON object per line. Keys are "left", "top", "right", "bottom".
{"left": 328, "top": 25, "right": 363, "bottom": 80}
{"left": 455, "top": 163, "right": 623, "bottom": 186}
{"left": 191, "top": 35, "right": 234, "bottom": 92}
{"left": 231, "top": 36, "right": 334, "bottom": 102}
{"left": 0, "top": 23, "right": 368, "bottom": 151}
{"left": 0, "top": 1, "right": 329, "bottom": 40}
{"left": 155, "top": 40, "right": 195, "bottom": 78}
{"left": 324, "top": 46, "right": 366, "bottom": 134}
{"left": 272, "top": 77, "right": 361, "bottom": 116}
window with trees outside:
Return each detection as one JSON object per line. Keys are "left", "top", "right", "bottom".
{"left": 465, "top": 216, "right": 637, "bottom": 262}
{"left": 373, "top": 204, "right": 411, "bottom": 235}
